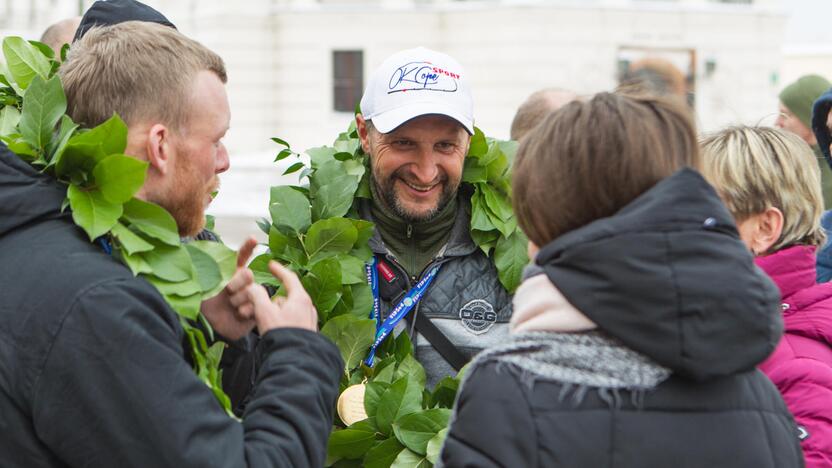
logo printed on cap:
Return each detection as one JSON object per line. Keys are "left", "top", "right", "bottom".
{"left": 388, "top": 61, "right": 460, "bottom": 94}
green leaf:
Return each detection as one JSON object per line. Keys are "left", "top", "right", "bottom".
{"left": 146, "top": 276, "right": 202, "bottom": 298}
{"left": 120, "top": 250, "right": 153, "bottom": 276}
{"left": 497, "top": 139, "right": 518, "bottom": 167}
{"left": 307, "top": 146, "right": 337, "bottom": 168}
{"left": 122, "top": 198, "right": 180, "bottom": 246}
{"left": 1, "top": 134, "right": 35, "bottom": 158}
{"left": 267, "top": 226, "right": 308, "bottom": 266}
{"left": 364, "top": 438, "right": 406, "bottom": 468}
{"left": 392, "top": 409, "right": 451, "bottom": 455}
{"left": 249, "top": 253, "right": 280, "bottom": 287}
{"left": 189, "top": 240, "right": 237, "bottom": 296}
{"left": 67, "top": 185, "right": 122, "bottom": 240}
{"left": 429, "top": 377, "right": 459, "bottom": 409}
{"left": 365, "top": 380, "right": 390, "bottom": 419}
{"left": 373, "top": 360, "right": 397, "bottom": 384}
{"left": 302, "top": 257, "right": 343, "bottom": 319}
{"left": 142, "top": 244, "right": 194, "bottom": 283}
{"left": 274, "top": 148, "right": 293, "bottom": 162}
{"left": 54, "top": 141, "right": 107, "bottom": 180}
{"left": 283, "top": 161, "right": 305, "bottom": 175}
{"left": 339, "top": 255, "right": 367, "bottom": 285}
{"left": 110, "top": 222, "right": 153, "bottom": 255}
{"left": 395, "top": 355, "right": 426, "bottom": 389}
{"left": 394, "top": 331, "right": 414, "bottom": 362}
{"left": 390, "top": 448, "right": 430, "bottom": 468}
{"left": 28, "top": 40, "right": 55, "bottom": 60}
{"left": 271, "top": 136, "right": 290, "bottom": 148}
{"left": 47, "top": 115, "right": 79, "bottom": 168}
{"left": 425, "top": 428, "right": 448, "bottom": 464}
{"left": 462, "top": 157, "right": 487, "bottom": 184}
{"left": 185, "top": 244, "right": 223, "bottom": 295}
{"left": 376, "top": 376, "right": 424, "bottom": 436}
{"left": 306, "top": 217, "right": 359, "bottom": 261}
{"left": 69, "top": 114, "right": 128, "bottom": 156}
{"left": 479, "top": 141, "right": 503, "bottom": 167}
{"left": 269, "top": 186, "right": 311, "bottom": 234}
{"left": 328, "top": 425, "right": 378, "bottom": 459}
{"left": 0, "top": 106, "right": 20, "bottom": 135}
{"left": 350, "top": 281, "right": 375, "bottom": 318}
{"left": 164, "top": 291, "right": 202, "bottom": 320}
{"left": 2, "top": 37, "right": 51, "bottom": 90}
{"left": 479, "top": 184, "right": 512, "bottom": 223}
{"left": 92, "top": 154, "right": 148, "bottom": 204}
{"left": 494, "top": 231, "right": 528, "bottom": 293}
{"left": 311, "top": 160, "right": 360, "bottom": 219}
{"left": 352, "top": 218, "right": 375, "bottom": 246}
{"left": 320, "top": 315, "right": 377, "bottom": 371}
{"left": 468, "top": 127, "right": 488, "bottom": 157}
{"left": 18, "top": 75, "right": 65, "bottom": 152}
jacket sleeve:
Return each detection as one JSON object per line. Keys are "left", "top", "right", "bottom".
{"left": 439, "top": 361, "right": 536, "bottom": 468}
{"left": 31, "top": 278, "right": 343, "bottom": 468}
{"left": 767, "top": 357, "right": 832, "bottom": 468}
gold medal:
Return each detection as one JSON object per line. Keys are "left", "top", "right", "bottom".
{"left": 337, "top": 384, "right": 368, "bottom": 426}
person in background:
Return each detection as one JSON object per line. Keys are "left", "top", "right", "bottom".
{"left": 776, "top": 75, "right": 832, "bottom": 209}
{"left": 509, "top": 88, "right": 577, "bottom": 141}
{"left": 619, "top": 56, "right": 689, "bottom": 103}
{"left": 701, "top": 126, "right": 832, "bottom": 467}
{"left": 438, "top": 92, "right": 802, "bottom": 468}
{"left": 39, "top": 16, "right": 81, "bottom": 56}
{"left": 812, "top": 88, "right": 832, "bottom": 282}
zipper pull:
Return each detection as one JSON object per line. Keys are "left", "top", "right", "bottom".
{"left": 406, "top": 224, "right": 413, "bottom": 239}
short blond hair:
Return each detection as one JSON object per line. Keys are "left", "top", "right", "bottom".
{"left": 701, "top": 126, "right": 826, "bottom": 252}
{"left": 60, "top": 21, "right": 226, "bottom": 130}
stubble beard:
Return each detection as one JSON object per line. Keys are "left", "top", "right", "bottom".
{"left": 372, "top": 165, "right": 459, "bottom": 224}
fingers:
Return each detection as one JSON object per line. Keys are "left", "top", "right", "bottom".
{"left": 225, "top": 268, "right": 254, "bottom": 295}
{"left": 237, "top": 302, "right": 254, "bottom": 320}
{"left": 237, "top": 236, "right": 258, "bottom": 268}
{"left": 268, "top": 261, "right": 303, "bottom": 297}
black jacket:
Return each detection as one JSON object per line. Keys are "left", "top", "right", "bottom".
{"left": 440, "top": 169, "right": 805, "bottom": 468}
{"left": 0, "top": 144, "right": 343, "bottom": 467}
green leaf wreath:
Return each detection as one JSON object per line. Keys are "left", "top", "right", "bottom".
{"left": 0, "top": 37, "right": 238, "bottom": 415}
{"left": 254, "top": 121, "right": 527, "bottom": 467}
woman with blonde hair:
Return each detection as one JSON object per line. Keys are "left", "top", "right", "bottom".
{"left": 438, "top": 93, "right": 803, "bottom": 467}
{"left": 702, "top": 126, "right": 832, "bottom": 467}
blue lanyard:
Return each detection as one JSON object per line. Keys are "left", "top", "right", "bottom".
{"left": 96, "top": 236, "right": 112, "bottom": 255}
{"left": 364, "top": 258, "right": 441, "bottom": 367}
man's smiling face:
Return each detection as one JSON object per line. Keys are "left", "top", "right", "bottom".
{"left": 359, "top": 114, "right": 469, "bottom": 223}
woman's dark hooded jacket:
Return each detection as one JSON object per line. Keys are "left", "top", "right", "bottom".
{"left": 439, "top": 169, "right": 804, "bottom": 468}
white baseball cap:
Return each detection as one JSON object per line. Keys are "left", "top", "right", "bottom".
{"left": 360, "top": 47, "right": 474, "bottom": 135}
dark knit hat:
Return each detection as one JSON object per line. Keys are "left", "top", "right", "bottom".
{"left": 812, "top": 88, "right": 832, "bottom": 169}
{"left": 779, "top": 74, "right": 831, "bottom": 129}
{"left": 73, "top": 0, "right": 176, "bottom": 42}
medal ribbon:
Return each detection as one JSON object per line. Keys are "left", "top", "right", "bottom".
{"left": 363, "top": 260, "right": 441, "bottom": 367}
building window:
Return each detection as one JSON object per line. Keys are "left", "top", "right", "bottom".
{"left": 333, "top": 50, "right": 363, "bottom": 113}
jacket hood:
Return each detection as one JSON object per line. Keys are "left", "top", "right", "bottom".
{"left": 812, "top": 87, "right": 832, "bottom": 169}
{"left": 755, "top": 245, "right": 832, "bottom": 350}
{"left": 535, "top": 168, "right": 783, "bottom": 382}
{"left": 0, "top": 144, "right": 68, "bottom": 236}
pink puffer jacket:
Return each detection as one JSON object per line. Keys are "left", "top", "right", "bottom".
{"left": 756, "top": 245, "right": 832, "bottom": 467}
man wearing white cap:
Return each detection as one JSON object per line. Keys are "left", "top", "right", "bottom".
{"left": 356, "top": 47, "right": 511, "bottom": 387}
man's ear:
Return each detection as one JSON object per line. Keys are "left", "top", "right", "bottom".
{"left": 750, "top": 207, "right": 784, "bottom": 255}
{"left": 145, "top": 123, "right": 173, "bottom": 175}
{"left": 356, "top": 114, "right": 371, "bottom": 154}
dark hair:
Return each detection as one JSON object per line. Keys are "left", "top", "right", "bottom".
{"left": 513, "top": 92, "right": 700, "bottom": 247}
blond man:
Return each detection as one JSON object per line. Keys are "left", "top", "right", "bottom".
{"left": 0, "top": 21, "right": 340, "bottom": 467}
{"left": 702, "top": 126, "right": 832, "bottom": 467}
